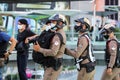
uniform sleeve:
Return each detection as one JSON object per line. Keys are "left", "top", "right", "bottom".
{"left": 108, "top": 40, "right": 117, "bottom": 68}
{"left": 1, "top": 32, "right": 11, "bottom": 42}
{"left": 39, "top": 34, "right": 61, "bottom": 56}
{"left": 66, "top": 36, "right": 88, "bottom": 58}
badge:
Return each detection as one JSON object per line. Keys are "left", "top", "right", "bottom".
{"left": 54, "top": 41, "right": 59, "bottom": 46}
{"left": 111, "top": 46, "right": 116, "bottom": 50}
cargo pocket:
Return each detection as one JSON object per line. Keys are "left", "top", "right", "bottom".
{"left": 85, "top": 62, "right": 95, "bottom": 73}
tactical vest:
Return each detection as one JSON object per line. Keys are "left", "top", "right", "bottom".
{"left": 76, "top": 34, "right": 95, "bottom": 64}
{"left": 75, "top": 33, "right": 96, "bottom": 72}
{"left": 32, "top": 30, "right": 64, "bottom": 65}
{"left": 105, "top": 39, "right": 120, "bottom": 67}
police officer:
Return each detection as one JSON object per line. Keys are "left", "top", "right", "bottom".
{"left": 100, "top": 24, "right": 120, "bottom": 80}
{"left": 33, "top": 14, "right": 66, "bottom": 80}
{"left": 16, "top": 19, "right": 37, "bottom": 80}
{"left": 65, "top": 18, "right": 95, "bottom": 80}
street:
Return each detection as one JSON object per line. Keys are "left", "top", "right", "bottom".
{"left": 58, "top": 65, "right": 105, "bottom": 80}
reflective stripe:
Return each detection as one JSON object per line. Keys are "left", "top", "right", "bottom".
{"left": 85, "top": 35, "right": 95, "bottom": 62}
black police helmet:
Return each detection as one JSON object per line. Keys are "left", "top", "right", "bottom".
{"left": 75, "top": 18, "right": 90, "bottom": 29}
{"left": 100, "top": 24, "right": 115, "bottom": 34}
{"left": 49, "top": 14, "right": 66, "bottom": 24}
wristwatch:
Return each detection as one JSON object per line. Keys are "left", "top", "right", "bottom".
{"left": 107, "top": 67, "right": 112, "bottom": 69}
{"left": 8, "top": 51, "right": 12, "bottom": 55}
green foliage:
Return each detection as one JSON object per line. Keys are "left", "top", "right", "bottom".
{"left": 5, "top": 74, "right": 19, "bottom": 80}
{"left": 0, "top": 16, "right": 3, "bottom": 26}
{"left": 67, "top": 66, "right": 76, "bottom": 70}
{"left": 62, "top": 66, "right": 76, "bottom": 71}
{"left": 114, "top": 27, "right": 120, "bottom": 32}
{"left": 114, "top": 27, "right": 120, "bottom": 40}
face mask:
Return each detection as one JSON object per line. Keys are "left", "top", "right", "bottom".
{"left": 50, "top": 23, "right": 56, "bottom": 28}
{"left": 46, "top": 25, "right": 51, "bottom": 31}
{"left": 51, "top": 26, "right": 57, "bottom": 31}
{"left": 50, "top": 23, "right": 57, "bottom": 31}
{"left": 74, "top": 25, "right": 82, "bottom": 32}
{"left": 18, "top": 25, "right": 23, "bottom": 29}
{"left": 103, "top": 34, "right": 109, "bottom": 39}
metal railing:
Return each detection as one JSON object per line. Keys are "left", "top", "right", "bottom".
{"left": 65, "top": 31, "right": 120, "bottom": 41}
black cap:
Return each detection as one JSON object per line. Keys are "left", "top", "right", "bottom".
{"left": 46, "top": 20, "right": 51, "bottom": 24}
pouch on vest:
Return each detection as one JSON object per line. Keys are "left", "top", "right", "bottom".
{"left": 85, "top": 62, "right": 95, "bottom": 73}
{"left": 45, "top": 58, "right": 63, "bottom": 71}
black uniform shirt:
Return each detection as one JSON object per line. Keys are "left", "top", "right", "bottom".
{"left": 17, "top": 29, "right": 35, "bottom": 42}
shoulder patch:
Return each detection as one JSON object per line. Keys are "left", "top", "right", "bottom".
{"left": 111, "top": 46, "right": 116, "bottom": 50}
{"left": 54, "top": 41, "right": 59, "bottom": 46}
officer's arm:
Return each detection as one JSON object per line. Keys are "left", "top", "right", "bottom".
{"left": 27, "top": 35, "right": 38, "bottom": 40}
{"left": 108, "top": 41, "right": 117, "bottom": 68}
{"left": 39, "top": 35, "right": 61, "bottom": 56}
{"left": 66, "top": 37, "right": 88, "bottom": 58}
{"left": 25, "top": 30, "right": 38, "bottom": 43}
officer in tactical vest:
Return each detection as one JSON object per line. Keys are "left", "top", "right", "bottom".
{"left": 33, "top": 14, "right": 66, "bottom": 80}
{"left": 100, "top": 24, "right": 120, "bottom": 80}
{"left": 0, "top": 16, "right": 17, "bottom": 80}
{"left": 65, "top": 17, "right": 95, "bottom": 80}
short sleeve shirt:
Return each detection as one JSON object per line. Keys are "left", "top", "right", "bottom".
{"left": 0, "top": 31, "right": 11, "bottom": 43}
{"left": 17, "top": 29, "right": 36, "bottom": 42}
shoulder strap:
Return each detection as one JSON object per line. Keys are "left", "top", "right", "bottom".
{"left": 56, "top": 33, "right": 64, "bottom": 48}
{"left": 84, "top": 34, "right": 95, "bottom": 62}
{"left": 78, "top": 34, "right": 89, "bottom": 61}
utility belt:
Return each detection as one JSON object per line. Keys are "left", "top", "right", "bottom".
{"left": 75, "top": 57, "right": 95, "bottom": 73}
{"left": 44, "top": 58, "right": 63, "bottom": 71}
{"left": 80, "top": 62, "right": 95, "bottom": 73}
